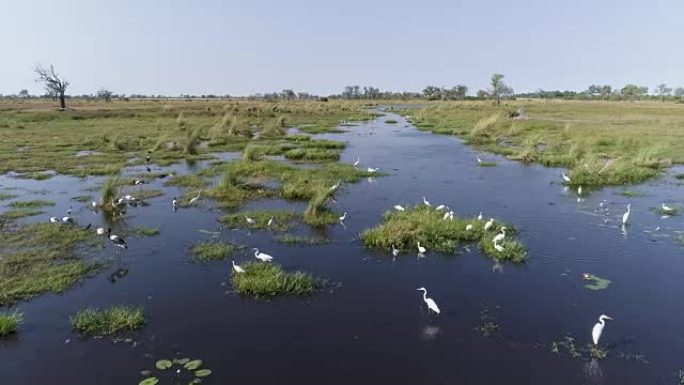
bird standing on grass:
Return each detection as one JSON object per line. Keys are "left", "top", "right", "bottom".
{"left": 253, "top": 248, "right": 273, "bottom": 262}
{"left": 592, "top": 314, "right": 613, "bottom": 345}
{"left": 416, "top": 287, "right": 440, "bottom": 315}
{"left": 484, "top": 218, "right": 495, "bottom": 231}
{"left": 246, "top": 216, "right": 255, "bottom": 225}
{"left": 232, "top": 260, "right": 245, "bottom": 274}
{"left": 394, "top": 205, "right": 406, "bottom": 211}
{"left": 189, "top": 191, "right": 201, "bottom": 205}
{"left": 353, "top": 157, "right": 360, "bottom": 167}
{"left": 492, "top": 226, "right": 507, "bottom": 244}
{"left": 422, "top": 196, "right": 431, "bottom": 207}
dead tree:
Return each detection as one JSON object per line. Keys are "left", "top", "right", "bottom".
{"left": 34, "top": 64, "right": 69, "bottom": 109}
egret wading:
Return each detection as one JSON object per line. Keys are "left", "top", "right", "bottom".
{"left": 622, "top": 204, "right": 631, "bottom": 225}
{"left": 189, "top": 190, "right": 201, "bottom": 205}
{"left": 416, "top": 287, "right": 440, "bottom": 315}
{"left": 592, "top": 314, "right": 613, "bottom": 345}
{"left": 562, "top": 172, "right": 571, "bottom": 183}
{"left": 417, "top": 241, "right": 426, "bottom": 254}
{"left": 391, "top": 244, "right": 399, "bottom": 257}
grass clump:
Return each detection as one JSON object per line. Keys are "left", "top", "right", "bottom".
{"left": 100, "top": 176, "right": 120, "bottom": 209}
{"left": 675, "top": 173, "right": 684, "bottom": 180}
{"left": 284, "top": 148, "right": 340, "bottom": 162}
{"left": 0, "top": 193, "right": 17, "bottom": 201}
{"left": 231, "top": 262, "right": 319, "bottom": 297}
{"left": 8, "top": 200, "right": 55, "bottom": 208}
{"left": 361, "top": 206, "right": 527, "bottom": 263}
{"left": 303, "top": 187, "right": 339, "bottom": 226}
{"left": 71, "top": 305, "right": 144, "bottom": 336}
{"left": 385, "top": 119, "right": 398, "bottom": 124}
{"left": 0, "top": 208, "right": 44, "bottom": 220}
{"left": 619, "top": 189, "right": 642, "bottom": 197}
{"left": 276, "top": 234, "right": 331, "bottom": 245}
{"left": 0, "top": 312, "right": 22, "bottom": 336}
{"left": 191, "top": 241, "right": 238, "bottom": 262}
{"left": 165, "top": 174, "right": 206, "bottom": 188}
{"left": 477, "top": 161, "right": 497, "bottom": 167}
{"left": 133, "top": 226, "right": 161, "bottom": 236}
{"left": 71, "top": 195, "right": 92, "bottom": 203}
{"left": 220, "top": 210, "right": 296, "bottom": 231}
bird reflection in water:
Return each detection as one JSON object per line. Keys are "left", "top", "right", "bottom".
{"left": 492, "top": 261, "right": 503, "bottom": 274}
{"left": 421, "top": 325, "right": 441, "bottom": 341}
{"left": 582, "top": 358, "right": 604, "bottom": 385}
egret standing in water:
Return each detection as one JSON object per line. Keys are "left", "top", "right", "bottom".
{"left": 622, "top": 204, "right": 631, "bottom": 225}
{"left": 391, "top": 244, "right": 399, "bottom": 257}
{"left": 422, "top": 196, "right": 431, "bottom": 207}
{"left": 578, "top": 185, "right": 583, "bottom": 196}
{"left": 592, "top": 314, "right": 613, "bottom": 345}
{"left": 484, "top": 218, "right": 495, "bottom": 231}
{"left": 417, "top": 241, "right": 426, "bottom": 255}
{"left": 339, "top": 212, "right": 347, "bottom": 222}
{"left": 662, "top": 203, "right": 673, "bottom": 212}
{"left": 252, "top": 248, "right": 274, "bottom": 262}
{"left": 172, "top": 197, "right": 177, "bottom": 210}
{"left": 416, "top": 287, "right": 440, "bottom": 315}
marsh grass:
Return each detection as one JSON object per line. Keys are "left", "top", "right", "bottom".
{"left": 477, "top": 161, "right": 497, "bottom": 167}
{"left": 71, "top": 195, "right": 92, "bottom": 203}
{"left": 100, "top": 177, "right": 120, "bottom": 209}
{"left": 165, "top": 174, "right": 206, "bottom": 188}
{"left": 303, "top": 187, "right": 339, "bottom": 226}
{"left": 191, "top": 241, "right": 239, "bottom": 262}
{"left": 0, "top": 311, "right": 22, "bottom": 336}
{"left": 8, "top": 200, "right": 55, "bottom": 208}
{"left": 220, "top": 210, "right": 296, "bottom": 231}
{"left": 133, "top": 226, "right": 161, "bottom": 236}
{"left": 619, "top": 189, "right": 643, "bottom": 197}
{"left": 0, "top": 208, "right": 44, "bottom": 220}
{"left": 230, "top": 262, "right": 319, "bottom": 297}
{"left": 276, "top": 234, "right": 331, "bottom": 245}
{"left": 361, "top": 206, "right": 526, "bottom": 263}
{"left": 284, "top": 148, "right": 340, "bottom": 162}
{"left": 0, "top": 222, "right": 100, "bottom": 305}
{"left": 71, "top": 305, "right": 144, "bottom": 336}
{"left": 0, "top": 193, "right": 17, "bottom": 201}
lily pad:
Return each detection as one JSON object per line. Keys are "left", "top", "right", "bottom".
{"left": 174, "top": 357, "right": 191, "bottom": 365}
{"left": 184, "top": 359, "right": 202, "bottom": 370}
{"left": 139, "top": 377, "right": 159, "bottom": 385}
{"left": 195, "top": 369, "right": 212, "bottom": 377}
{"left": 189, "top": 379, "right": 203, "bottom": 385}
{"left": 155, "top": 359, "right": 173, "bottom": 370}
{"left": 583, "top": 273, "right": 611, "bottom": 290}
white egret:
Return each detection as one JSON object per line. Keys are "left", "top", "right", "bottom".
{"left": 189, "top": 190, "right": 202, "bottom": 205}
{"left": 465, "top": 224, "right": 473, "bottom": 231}
{"left": 622, "top": 204, "right": 631, "bottom": 225}
{"left": 367, "top": 166, "right": 378, "bottom": 173}
{"left": 592, "top": 314, "right": 613, "bottom": 345}
{"left": 477, "top": 155, "right": 482, "bottom": 164}
{"left": 394, "top": 205, "right": 406, "bottom": 211}
{"left": 96, "top": 227, "right": 105, "bottom": 236}
{"left": 353, "top": 157, "right": 360, "bottom": 167}
{"left": 435, "top": 204, "right": 446, "bottom": 211}
{"left": 172, "top": 197, "right": 177, "bottom": 209}
{"left": 106, "top": 228, "right": 128, "bottom": 249}
{"left": 329, "top": 180, "right": 342, "bottom": 191}
{"left": 448, "top": 211, "right": 454, "bottom": 221}
{"left": 416, "top": 287, "right": 440, "bottom": 315}
{"left": 492, "top": 226, "right": 507, "bottom": 243}
{"left": 245, "top": 216, "right": 256, "bottom": 226}
{"left": 477, "top": 212, "right": 483, "bottom": 221}
{"left": 422, "top": 196, "right": 431, "bottom": 207}
{"left": 391, "top": 244, "right": 399, "bottom": 257}
{"left": 232, "top": 260, "right": 245, "bottom": 274}
{"left": 124, "top": 195, "right": 134, "bottom": 201}
{"left": 662, "top": 203, "right": 673, "bottom": 212}
{"left": 91, "top": 201, "right": 98, "bottom": 209}
{"left": 442, "top": 211, "right": 450, "bottom": 220}
{"left": 49, "top": 217, "right": 59, "bottom": 223}
{"left": 562, "top": 172, "right": 571, "bottom": 183}
{"left": 484, "top": 218, "right": 494, "bottom": 231}
{"left": 578, "top": 186, "right": 583, "bottom": 196}
{"left": 493, "top": 242, "right": 505, "bottom": 252}
{"left": 417, "top": 241, "right": 427, "bottom": 254}
{"left": 267, "top": 217, "right": 274, "bottom": 227}
{"left": 339, "top": 212, "right": 347, "bottom": 222}
{"left": 253, "top": 248, "right": 274, "bottom": 262}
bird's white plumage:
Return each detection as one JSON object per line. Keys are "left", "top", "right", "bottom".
{"left": 662, "top": 203, "right": 673, "bottom": 212}
{"left": 267, "top": 217, "right": 274, "bottom": 227}
{"left": 622, "top": 204, "right": 631, "bottom": 225}
{"left": 189, "top": 191, "right": 201, "bottom": 204}
{"left": 442, "top": 211, "right": 450, "bottom": 220}
{"left": 253, "top": 248, "right": 273, "bottom": 262}
{"left": 578, "top": 186, "right": 583, "bottom": 196}
{"left": 492, "top": 227, "right": 507, "bottom": 243}
{"left": 394, "top": 205, "right": 405, "bottom": 211}
{"left": 465, "top": 224, "right": 473, "bottom": 231}
{"left": 484, "top": 218, "right": 494, "bottom": 231}
{"left": 246, "top": 216, "right": 255, "bottom": 225}
{"left": 367, "top": 166, "right": 378, "bottom": 173}
{"left": 562, "top": 172, "right": 571, "bottom": 183}
{"left": 339, "top": 212, "right": 347, "bottom": 222}
{"left": 477, "top": 212, "right": 483, "bottom": 221}
{"left": 417, "top": 242, "right": 426, "bottom": 254}
{"left": 49, "top": 217, "right": 59, "bottom": 223}
{"left": 391, "top": 244, "right": 399, "bottom": 257}
{"left": 592, "top": 314, "right": 612, "bottom": 345}
{"left": 435, "top": 204, "right": 446, "bottom": 211}
{"left": 353, "top": 157, "right": 360, "bottom": 167}
{"left": 416, "top": 287, "right": 440, "bottom": 314}
{"left": 232, "top": 260, "right": 245, "bottom": 273}
{"left": 96, "top": 227, "right": 105, "bottom": 236}
{"left": 422, "top": 196, "right": 431, "bottom": 207}
{"left": 494, "top": 243, "right": 504, "bottom": 252}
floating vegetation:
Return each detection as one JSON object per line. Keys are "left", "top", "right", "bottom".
{"left": 220, "top": 210, "right": 296, "bottom": 231}
{"left": 385, "top": 119, "right": 398, "bottom": 124}
{"left": 303, "top": 187, "right": 339, "bottom": 227}
{"left": 582, "top": 273, "right": 611, "bottom": 291}
{"left": 276, "top": 234, "right": 331, "bottom": 246}
{"left": 71, "top": 195, "right": 92, "bottom": 203}
{"left": 676, "top": 173, "right": 684, "bottom": 180}
{"left": 477, "top": 161, "right": 497, "bottom": 167}
{"left": 140, "top": 357, "right": 212, "bottom": 385}
{"left": 133, "top": 226, "right": 161, "bottom": 237}
{"left": 361, "top": 206, "right": 527, "bottom": 263}
{"left": 0, "top": 193, "right": 17, "bottom": 201}
{"left": 135, "top": 189, "right": 164, "bottom": 200}
{"left": 475, "top": 307, "right": 500, "bottom": 337}
{"left": 550, "top": 334, "right": 609, "bottom": 360}
{"left": 0, "top": 311, "right": 22, "bottom": 336}
{"left": 8, "top": 200, "right": 55, "bottom": 208}
{"left": 71, "top": 305, "right": 144, "bottom": 336}
{"left": 231, "top": 262, "right": 320, "bottom": 297}
{"left": 652, "top": 205, "right": 679, "bottom": 216}
{"left": 191, "top": 241, "right": 240, "bottom": 262}
{"left": 284, "top": 148, "right": 340, "bottom": 162}
{"left": 619, "top": 189, "right": 642, "bottom": 197}
{"left": 0, "top": 208, "right": 44, "bottom": 220}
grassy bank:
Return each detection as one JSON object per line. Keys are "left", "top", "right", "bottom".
{"left": 71, "top": 305, "right": 144, "bottom": 335}
{"left": 401, "top": 100, "right": 684, "bottom": 186}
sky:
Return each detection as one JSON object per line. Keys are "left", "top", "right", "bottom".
{"left": 1, "top": 0, "right": 683, "bottom": 96}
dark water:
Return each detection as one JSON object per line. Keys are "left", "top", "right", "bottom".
{"left": 2, "top": 111, "right": 684, "bottom": 385}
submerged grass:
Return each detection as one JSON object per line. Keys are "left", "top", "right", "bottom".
{"left": 361, "top": 206, "right": 527, "bottom": 263}
{"left": 8, "top": 200, "right": 55, "bottom": 208}
{"left": 0, "top": 193, "right": 17, "bottom": 201}
{"left": 231, "top": 262, "right": 319, "bottom": 297}
{"left": 133, "top": 226, "right": 161, "bottom": 236}
{"left": 220, "top": 210, "right": 296, "bottom": 231}
{"left": 191, "top": 241, "right": 239, "bottom": 262}
{"left": 0, "top": 208, "right": 44, "bottom": 220}
{"left": 276, "top": 234, "right": 331, "bottom": 245}
{"left": 0, "top": 312, "right": 22, "bottom": 336}
{"left": 70, "top": 305, "right": 144, "bottom": 336}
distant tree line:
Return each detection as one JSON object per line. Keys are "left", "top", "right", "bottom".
{"left": 518, "top": 83, "right": 684, "bottom": 102}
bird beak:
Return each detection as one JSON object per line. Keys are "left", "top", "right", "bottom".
{"left": 606, "top": 316, "right": 613, "bottom": 320}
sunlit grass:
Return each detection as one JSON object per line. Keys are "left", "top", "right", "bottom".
{"left": 230, "top": 262, "right": 319, "bottom": 297}
{"left": 71, "top": 305, "right": 144, "bottom": 336}
{"left": 191, "top": 241, "right": 239, "bottom": 262}
{"left": 0, "top": 311, "right": 22, "bottom": 336}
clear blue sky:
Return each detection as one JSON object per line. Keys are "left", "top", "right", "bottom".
{"left": 1, "top": 0, "right": 682, "bottom": 96}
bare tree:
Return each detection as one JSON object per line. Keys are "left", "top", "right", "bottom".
{"left": 34, "top": 64, "right": 69, "bottom": 109}
{"left": 97, "top": 88, "right": 113, "bottom": 102}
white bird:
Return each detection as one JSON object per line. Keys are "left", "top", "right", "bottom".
{"left": 577, "top": 186, "right": 583, "bottom": 196}
{"left": 484, "top": 218, "right": 494, "bottom": 231}
{"left": 188, "top": 190, "right": 201, "bottom": 205}
{"left": 339, "top": 212, "right": 347, "bottom": 222}
{"left": 49, "top": 217, "right": 59, "bottom": 223}
{"left": 394, "top": 205, "right": 406, "bottom": 211}
{"left": 62, "top": 216, "right": 73, "bottom": 223}
{"left": 172, "top": 197, "right": 177, "bottom": 209}
{"left": 391, "top": 244, "right": 399, "bottom": 257}
{"left": 329, "top": 180, "right": 342, "bottom": 191}
{"left": 232, "top": 260, "right": 245, "bottom": 274}
{"left": 91, "top": 201, "right": 98, "bottom": 208}
{"left": 493, "top": 242, "right": 505, "bottom": 252}
{"left": 417, "top": 241, "right": 426, "bottom": 254}
{"left": 622, "top": 204, "right": 631, "bottom": 225}
{"left": 477, "top": 155, "right": 482, "bottom": 164}
{"left": 477, "top": 212, "right": 483, "bottom": 221}
{"left": 442, "top": 211, "right": 450, "bottom": 220}
{"left": 562, "top": 172, "right": 571, "bottom": 183}
{"left": 492, "top": 226, "right": 507, "bottom": 243}
{"left": 267, "top": 217, "right": 274, "bottom": 227}
{"left": 662, "top": 203, "right": 673, "bottom": 212}
{"left": 353, "top": 157, "right": 360, "bottom": 167}
{"left": 96, "top": 227, "right": 105, "bottom": 236}
{"left": 253, "top": 248, "right": 273, "bottom": 262}
{"left": 465, "top": 224, "right": 473, "bottom": 231}
{"left": 124, "top": 195, "right": 135, "bottom": 201}
{"left": 422, "top": 196, "right": 431, "bottom": 207}
{"left": 106, "top": 228, "right": 127, "bottom": 249}
{"left": 367, "top": 166, "right": 378, "bottom": 173}
{"left": 448, "top": 211, "right": 454, "bottom": 221}
{"left": 435, "top": 204, "right": 446, "bottom": 211}
{"left": 416, "top": 287, "right": 440, "bottom": 315}
{"left": 245, "top": 216, "right": 255, "bottom": 225}
{"left": 592, "top": 314, "right": 613, "bottom": 345}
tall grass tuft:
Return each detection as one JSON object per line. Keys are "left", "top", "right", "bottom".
{"left": 71, "top": 305, "right": 144, "bottom": 336}
{"left": 231, "top": 262, "right": 319, "bottom": 297}
{"left": 0, "top": 311, "right": 22, "bottom": 336}
{"left": 100, "top": 177, "right": 120, "bottom": 208}
{"left": 176, "top": 112, "right": 187, "bottom": 130}
{"left": 184, "top": 127, "right": 201, "bottom": 155}
{"left": 303, "top": 187, "right": 338, "bottom": 226}
{"left": 191, "top": 241, "right": 238, "bottom": 262}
